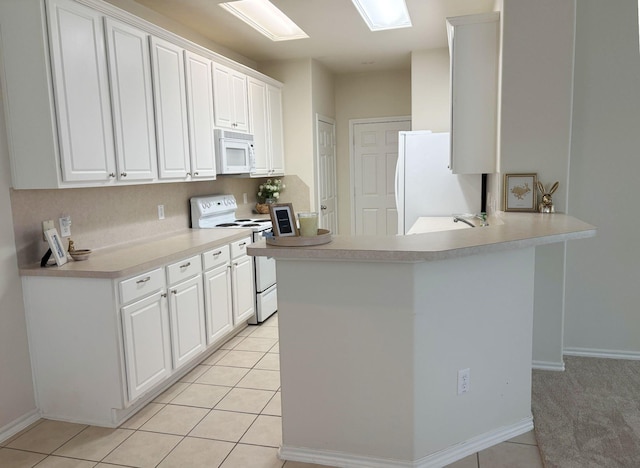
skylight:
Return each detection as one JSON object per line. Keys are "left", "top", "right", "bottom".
{"left": 351, "top": 0, "right": 412, "bottom": 31}
{"left": 219, "top": 0, "right": 308, "bottom": 42}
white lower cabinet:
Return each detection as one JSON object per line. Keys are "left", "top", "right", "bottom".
{"left": 121, "top": 291, "right": 172, "bottom": 401}
{"left": 167, "top": 274, "right": 206, "bottom": 369}
{"left": 203, "top": 246, "right": 233, "bottom": 345}
{"left": 231, "top": 237, "right": 255, "bottom": 323}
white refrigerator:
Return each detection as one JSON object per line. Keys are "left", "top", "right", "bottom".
{"left": 395, "top": 131, "right": 482, "bottom": 235}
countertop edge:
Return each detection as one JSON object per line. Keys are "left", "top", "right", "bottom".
{"left": 19, "top": 229, "right": 253, "bottom": 279}
{"left": 248, "top": 214, "right": 596, "bottom": 262}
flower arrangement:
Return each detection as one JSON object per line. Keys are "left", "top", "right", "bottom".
{"left": 257, "top": 179, "right": 285, "bottom": 203}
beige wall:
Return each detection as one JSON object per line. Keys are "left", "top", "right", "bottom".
{"left": 499, "top": 0, "right": 576, "bottom": 368}
{"left": 564, "top": 0, "right": 640, "bottom": 357}
{"left": 411, "top": 48, "right": 450, "bottom": 132}
{"left": 0, "top": 90, "right": 37, "bottom": 433}
{"left": 334, "top": 70, "right": 411, "bottom": 234}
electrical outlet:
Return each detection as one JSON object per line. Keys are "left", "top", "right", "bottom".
{"left": 158, "top": 205, "right": 165, "bottom": 220}
{"left": 59, "top": 216, "right": 71, "bottom": 237}
{"left": 457, "top": 368, "right": 470, "bottom": 395}
{"left": 42, "top": 220, "right": 55, "bottom": 241}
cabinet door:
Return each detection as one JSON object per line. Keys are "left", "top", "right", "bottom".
{"left": 204, "top": 263, "right": 233, "bottom": 345}
{"left": 267, "top": 85, "right": 285, "bottom": 175}
{"left": 104, "top": 18, "right": 158, "bottom": 182}
{"left": 46, "top": 0, "right": 116, "bottom": 183}
{"left": 121, "top": 291, "right": 171, "bottom": 401}
{"left": 168, "top": 275, "right": 206, "bottom": 369}
{"left": 150, "top": 36, "right": 191, "bottom": 179}
{"left": 213, "top": 63, "right": 249, "bottom": 132}
{"left": 184, "top": 51, "right": 217, "bottom": 179}
{"left": 232, "top": 255, "right": 255, "bottom": 324}
{"left": 248, "top": 78, "right": 269, "bottom": 177}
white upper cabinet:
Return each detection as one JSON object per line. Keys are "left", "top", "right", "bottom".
{"left": 248, "top": 78, "right": 285, "bottom": 177}
{"left": 184, "top": 51, "right": 217, "bottom": 179}
{"left": 47, "top": 0, "right": 116, "bottom": 183}
{"left": 104, "top": 18, "right": 158, "bottom": 182}
{"left": 447, "top": 12, "right": 499, "bottom": 174}
{"left": 150, "top": 36, "right": 191, "bottom": 180}
{"left": 213, "top": 62, "right": 250, "bottom": 133}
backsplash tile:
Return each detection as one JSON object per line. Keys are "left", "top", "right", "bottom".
{"left": 10, "top": 176, "right": 309, "bottom": 266}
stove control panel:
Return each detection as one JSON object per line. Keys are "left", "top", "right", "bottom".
{"left": 193, "top": 195, "right": 237, "bottom": 216}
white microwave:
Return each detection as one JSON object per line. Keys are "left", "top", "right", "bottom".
{"left": 215, "top": 129, "right": 255, "bottom": 174}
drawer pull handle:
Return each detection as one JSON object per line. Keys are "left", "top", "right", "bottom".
{"left": 161, "top": 293, "right": 167, "bottom": 298}
{"left": 239, "top": 242, "right": 247, "bottom": 247}
{"left": 171, "top": 290, "right": 177, "bottom": 295}
{"left": 180, "top": 262, "right": 191, "bottom": 268}
{"left": 213, "top": 251, "right": 222, "bottom": 257}
{"left": 136, "top": 276, "right": 151, "bottom": 284}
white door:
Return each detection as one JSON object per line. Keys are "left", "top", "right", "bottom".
{"left": 248, "top": 77, "right": 269, "bottom": 176}
{"left": 213, "top": 63, "right": 249, "bottom": 132}
{"left": 121, "top": 291, "right": 172, "bottom": 401}
{"left": 316, "top": 117, "right": 337, "bottom": 233}
{"left": 267, "top": 85, "right": 285, "bottom": 175}
{"left": 352, "top": 119, "right": 411, "bottom": 235}
{"left": 232, "top": 256, "right": 255, "bottom": 324}
{"left": 168, "top": 275, "right": 206, "bottom": 369}
{"left": 47, "top": 0, "right": 116, "bottom": 183}
{"left": 104, "top": 18, "right": 157, "bottom": 182}
{"left": 203, "top": 263, "right": 233, "bottom": 345}
{"left": 184, "top": 50, "right": 217, "bottom": 179}
{"left": 150, "top": 36, "right": 190, "bottom": 179}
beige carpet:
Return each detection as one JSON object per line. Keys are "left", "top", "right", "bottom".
{"left": 532, "top": 356, "right": 640, "bottom": 468}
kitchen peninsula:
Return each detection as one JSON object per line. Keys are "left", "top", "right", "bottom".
{"left": 248, "top": 213, "right": 595, "bottom": 468}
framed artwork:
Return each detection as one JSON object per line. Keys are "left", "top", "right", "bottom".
{"left": 504, "top": 173, "right": 538, "bottom": 212}
{"left": 269, "top": 203, "right": 299, "bottom": 237}
{"left": 44, "top": 228, "right": 68, "bottom": 266}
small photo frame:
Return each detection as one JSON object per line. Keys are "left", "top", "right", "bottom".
{"left": 269, "top": 203, "right": 299, "bottom": 237}
{"left": 504, "top": 173, "right": 538, "bottom": 212}
{"left": 44, "top": 228, "right": 68, "bottom": 266}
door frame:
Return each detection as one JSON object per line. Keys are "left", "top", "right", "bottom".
{"left": 349, "top": 116, "right": 411, "bottom": 235}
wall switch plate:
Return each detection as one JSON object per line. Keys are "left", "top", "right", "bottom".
{"left": 42, "top": 220, "right": 55, "bottom": 241}
{"left": 158, "top": 205, "right": 165, "bottom": 220}
{"left": 457, "top": 368, "right": 470, "bottom": 395}
{"left": 59, "top": 216, "right": 71, "bottom": 237}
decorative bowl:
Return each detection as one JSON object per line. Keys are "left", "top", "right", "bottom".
{"left": 69, "top": 249, "right": 92, "bottom": 261}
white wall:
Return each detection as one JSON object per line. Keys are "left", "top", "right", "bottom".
{"left": 499, "top": 0, "right": 576, "bottom": 368}
{"left": 0, "top": 87, "right": 37, "bottom": 434}
{"left": 564, "top": 0, "right": 640, "bottom": 356}
{"left": 411, "top": 48, "right": 450, "bottom": 132}
{"left": 334, "top": 70, "right": 411, "bottom": 234}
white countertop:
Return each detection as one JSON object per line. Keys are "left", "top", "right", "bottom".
{"left": 248, "top": 212, "right": 596, "bottom": 262}
{"left": 20, "top": 228, "right": 252, "bottom": 279}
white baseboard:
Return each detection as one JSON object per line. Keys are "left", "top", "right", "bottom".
{"left": 279, "top": 417, "right": 534, "bottom": 468}
{"left": 0, "top": 409, "right": 41, "bottom": 444}
{"left": 564, "top": 347, "right": 640, "bottom": 360}
{"left": 532, "top": 360, "right": 565, "bottom": 371}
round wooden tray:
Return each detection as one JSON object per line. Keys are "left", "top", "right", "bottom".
{"left": 266, "top": 229, "right": 332, "bottom": 247}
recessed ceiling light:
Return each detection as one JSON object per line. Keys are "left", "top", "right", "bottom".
{"left": 351, "top": 0, "right": 412, "bottom": 31}
{"left": 219, "top": 0, "right": 308, "bottom": 42}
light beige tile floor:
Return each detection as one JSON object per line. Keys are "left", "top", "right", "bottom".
{"left": 0, "top": 313, "right": 543, "bottom": 467}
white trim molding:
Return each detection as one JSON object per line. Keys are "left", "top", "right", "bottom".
{"left": 532, "top": 360, "right": 566, "bottom": 371}
{"left": 564, "top": 347, "right": 640, "bottom": 361}
{"left": 0, "top": 409, "right": 40, "bottom": 444}
{"left": 279, "top": 417, "right": 533, "bottom": 468}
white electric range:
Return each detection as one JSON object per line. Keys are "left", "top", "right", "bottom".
{"left": 190, "top": 194, "right": 277, "bottom": 324}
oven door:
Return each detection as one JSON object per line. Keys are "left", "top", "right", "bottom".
{"left": 255, "top": 254, "right": 276, "bottom": 292}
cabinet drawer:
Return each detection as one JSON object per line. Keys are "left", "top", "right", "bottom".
{"left": 166, "top": 255, "right": 202, "bottom": 285}
{"left": 203, "top": 245, "right": 230, "bottom": 271}
{"left": 230, "top": 237, "right": 252, "bottom": 259}
{"left": 120, "top": 268, "right": 165, "bottom": 304}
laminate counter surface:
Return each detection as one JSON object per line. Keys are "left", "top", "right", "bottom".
{"left": 249, "top": 213, "right": 595, "bottom": 262}
{"left": 20, "top": 228, "right": 252, "bottom": 279}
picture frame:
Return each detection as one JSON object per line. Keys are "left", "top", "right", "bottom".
{"left": 44, "top": 228, "right": 68, "bottom": 266}
{"left": 269, "top": 203, "right": 299, "bottom": 237}
{"left": 504, "top": 173, "right": 538, "bottom": 212}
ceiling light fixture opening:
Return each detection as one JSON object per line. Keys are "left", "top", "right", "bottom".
{"left": 351, "top": 0, "right": 412, "bottom": 31}
{"left": 219, "top": 0, "right": 308, "bottom": 42}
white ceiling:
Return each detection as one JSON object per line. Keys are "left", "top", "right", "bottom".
{"left": 130, "top": 0, "right": 496, "bottom": 73}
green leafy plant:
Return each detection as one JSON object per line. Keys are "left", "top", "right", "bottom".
{"left": 257, "top": 179, "right": 285, "bottom": 203}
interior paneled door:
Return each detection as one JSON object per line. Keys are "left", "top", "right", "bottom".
{"left": 316, "top": 117, "right": 338, "bottom": 233}
{"left": 353, "top": 119, "right": 411, "bottom": 235}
